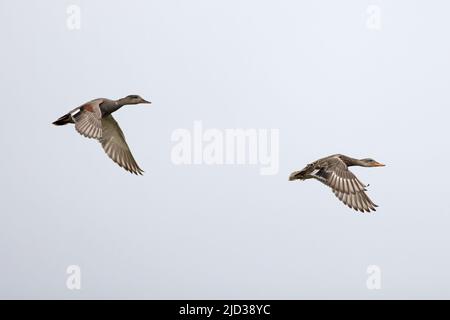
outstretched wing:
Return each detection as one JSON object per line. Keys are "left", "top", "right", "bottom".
{"left": 99, "top": 115, "right": 144, "bottom": 175}
{"left": 73, "top": 100, "right": 103, "bottom": 139}
{"left": 313, "top": 157, "right": 377, "bottom": 213}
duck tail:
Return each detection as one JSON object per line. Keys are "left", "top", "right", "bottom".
{"left": 53, "top": 113, "right": 74, "bottom": 126}
{"left": 289, "top": 169, "right": 307, "bottom": 181}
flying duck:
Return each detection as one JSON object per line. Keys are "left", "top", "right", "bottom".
{"left": 289, "top": 154, "right": 385, "bottom": 213}
{"left": 53, "top": 95, "right": 151, "bottom": 175}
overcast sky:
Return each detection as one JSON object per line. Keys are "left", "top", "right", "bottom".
{"left": 1, "top": 0, "right": 449, "bottom": 299}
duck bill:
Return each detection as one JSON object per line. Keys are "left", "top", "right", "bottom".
{"left": 142, "top": 99, "right": 151, "bottom": 104}
{"left": 373, "top": 162, "right": 385, "bottom": 167}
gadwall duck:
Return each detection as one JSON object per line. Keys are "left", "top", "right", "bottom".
{"left": 53, "top": 95, "right": 151, "bottom": 175}
{"left": 289, "top": 154, "right": 385, "bottom": 213}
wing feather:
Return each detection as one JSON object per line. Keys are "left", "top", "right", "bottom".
{"left": 99, "top": 115, "right": 144, "bottom": 175}
{"left": 73, "top": 100, "right": 103, "bottom": 139}
{"left": 317, "top": 157, "right": 377, "bottom": 213}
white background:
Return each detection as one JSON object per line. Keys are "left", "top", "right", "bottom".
{"left": 0, "top": 0, "right": 448, "bottom": 299}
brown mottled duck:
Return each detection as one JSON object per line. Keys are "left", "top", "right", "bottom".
{"left": 289, "top": 154, "right": 385, "bottom": 213}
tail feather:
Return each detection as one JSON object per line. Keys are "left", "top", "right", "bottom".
{"left": 53, "top": 113, "right": 73, "bottom": 126}
{"left": 289, "top": 169, "right": 307, "bottom": 181}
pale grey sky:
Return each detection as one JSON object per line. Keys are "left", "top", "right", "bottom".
{"left": 1, "top": 0, "right": 449, "bottom": 299}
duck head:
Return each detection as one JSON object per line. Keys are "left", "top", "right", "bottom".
{"left": 359, "top": 158, "right": 385, "bottom": 167}
{"left": 123, "top": 95, "right": 151, "bottom": 105}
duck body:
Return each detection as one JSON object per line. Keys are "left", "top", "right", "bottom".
{"left": 53, "top": 95, "right": 151, "bottom": 175}
{"left": 289, "top": 154, "right": 385, "bottom": 213}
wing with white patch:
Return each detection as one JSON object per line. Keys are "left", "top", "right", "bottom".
{"left": 99, "top": 115, "right": 144, "bottom": 175}
{"left": 73, "top": 100, "right": 103, "bottom": 139}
